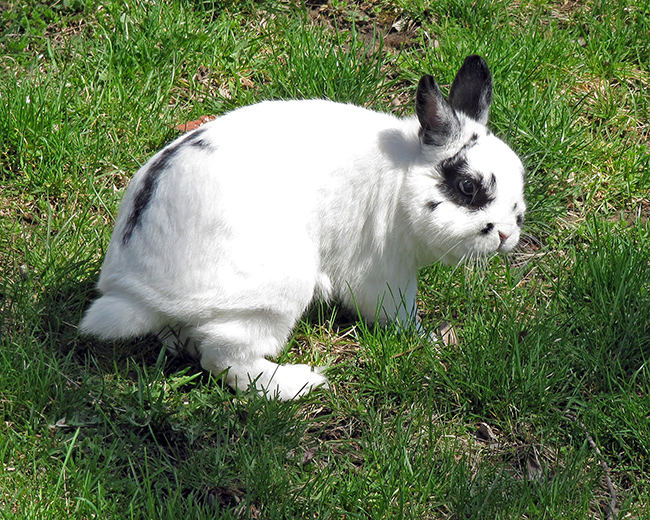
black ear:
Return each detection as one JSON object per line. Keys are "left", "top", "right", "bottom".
{"left": 416, "top": 74, "right": 460, "bottom": 147}
{"left": 448, "top": 55, "right": 493, "bottom": 125}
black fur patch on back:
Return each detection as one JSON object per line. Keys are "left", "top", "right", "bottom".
{"left": 181, "top": 126, "right": 213, "bottom": 149}
{"left": 122, "top": 127, "right": 210, "bottom": 245}
{"left": 438, "top": 151, "right": 495, "bottom": 210}
{"left": 188, "top": 138, "right": 213, "bottom": 150}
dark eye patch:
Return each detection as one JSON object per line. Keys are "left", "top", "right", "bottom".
{"left": 438, "top": 153, "right": 495, "bottom": 210}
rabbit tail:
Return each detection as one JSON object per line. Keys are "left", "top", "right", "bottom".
{"left": 80, "top": 293, "right": 162, "bottom": 339}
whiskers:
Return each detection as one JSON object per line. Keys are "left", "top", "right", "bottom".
{"left": 508, "top": 231, "right": 545, "bottom": 268}
{"left": 437, "top": 240, "right": 466, "bottom": 265}
{"left": 436, "top": 237, "right": 495, "bottom": 269}
{"left": 435, "top": 241, "right": 492, "bottom": 276}
{"left": 434, "top": 222, "right": 545, "bottom": 274}
{"left": 466, "top": 252, "right": 493, "bottom": 270}
{"left": 437, "top": 229, "right": 543, "bottom": 277}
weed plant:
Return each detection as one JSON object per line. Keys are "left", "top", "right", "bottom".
{"left": 1, "top": 0, "right": 649, "bottom": 518}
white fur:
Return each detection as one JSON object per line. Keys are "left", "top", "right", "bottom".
{"left": 81, "top": 64, "right": 526, "bottom": 400}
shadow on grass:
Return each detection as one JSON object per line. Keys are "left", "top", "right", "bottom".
{"left": 27, "top": 264, "right": 316, "bottom": 516}
{"left": 35, "top": 264, "right": 205, "bottom": 379}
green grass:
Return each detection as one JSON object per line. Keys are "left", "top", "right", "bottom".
{"left": 1, "top": 0, "right": 649, "bottom": 518}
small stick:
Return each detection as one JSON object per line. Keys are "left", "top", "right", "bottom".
{"left": 566, "top": 412, "right": 618, "bottom": 520}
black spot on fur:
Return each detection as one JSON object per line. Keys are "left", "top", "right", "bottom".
{"left": 442, "top": 134, "right": 479, "bottom": 165}
{"left": 427, "top": 201, "right": 441, "bottom": 211}
{"left": 481, "top": 223, "right": 494, "bottom": 235}
{"left": 189, "top": 139, "right": 214, "bottom": 150}
{"left": 516, "top": 214, "right": 524, "bottom": 227}
{"left": 122, "top": 127, "right": 212, "bottom": 245}
{"left": 462, "top": 133, "right": 479, "bottom": 152}
{"left": 122, "top": 145, "right": 179, "bottom": 244}
{"left": 180, "top": 126, "right": 209, "bottom": 146}
{"left": 438, "top": 154, "right": 495, "bottom": 210}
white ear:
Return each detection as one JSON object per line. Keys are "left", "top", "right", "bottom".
{"left": 415, "top": 74, "right": 460, "bottom": 147}
{"left": 448, "top": 55, "right": 493, "bottom": 125}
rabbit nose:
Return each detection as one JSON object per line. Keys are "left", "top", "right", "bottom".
{"left": 498, "top": 231, "right": 510, "bottom": 245}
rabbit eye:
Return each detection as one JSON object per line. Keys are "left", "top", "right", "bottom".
{"left": 458, "top": 179, "right": 476, "bottom": 197}
{"left": 439, "top": 155, "right": 494, "bottom": 209}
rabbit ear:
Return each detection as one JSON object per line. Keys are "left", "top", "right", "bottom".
{"left": 448, "top": 55, "right": 493, "bottom": 125}
{"left": 416, "top": 74, "right": 461, "bottom": 147}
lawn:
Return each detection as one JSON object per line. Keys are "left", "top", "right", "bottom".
{"left": 1, "top": 0, "right": 649, "bottom": 518}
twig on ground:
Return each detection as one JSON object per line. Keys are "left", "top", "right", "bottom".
{"left": 566, "top": 412, "right": 619, "bottom": 520}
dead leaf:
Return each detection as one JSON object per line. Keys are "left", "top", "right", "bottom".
{"left": 301, "top": 447, "right": 317, "bottom": 466}
{"left": 526, "top": 446, "right": 544, "bottom": 480}
{"left": 49, "top": 417, "right": 67, "bottom": 429}
{"left": 287, "top": 447, "right": 317, "bottom": 466}
{"left": 239, "top": 77, "right": 254, "bottom": 89}
{"left": 476, "top": 422, "right": 498, "bottom": 445}
{"left": 173, "top": 115, "right": 216, "bottom": 132}
{"left": 438, "top": 321, "right": 458, "bottom": 346}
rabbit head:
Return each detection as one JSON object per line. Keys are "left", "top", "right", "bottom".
{"left": 404, "top": 55, "right": 526, "bottom": 266}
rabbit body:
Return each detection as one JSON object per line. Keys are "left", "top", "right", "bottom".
{"left": 81, "top": 56, "right": 526, "bottom": 399}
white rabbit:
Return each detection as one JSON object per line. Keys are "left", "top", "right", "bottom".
{"left": 80, "top": 55, "right": 526, "bottom": 400}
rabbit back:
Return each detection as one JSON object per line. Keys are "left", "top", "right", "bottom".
{"left": 82, "top": 100, "right": 419, "bottom": 338}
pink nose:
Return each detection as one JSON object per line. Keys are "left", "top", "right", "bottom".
{"left": 498, "top": 231, "right": 510, "bottom": 245}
